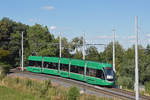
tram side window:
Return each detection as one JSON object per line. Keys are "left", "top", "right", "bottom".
{"left": 29, "top": 60, "right": 34, "bottom": 66}
{"left": 86, "top": 68, "right": 96, "bottom": 77}
{"left": 60, "top": 63, "right": 69, "bottom": 71}
{"left": 70, "top": 65, "right": 84, "bottom": 74}
{"left": 43, "top": 62, "right": 49, "bottom": 68}
{"left": 70, "top": 65, "right": 78, "bottom": 73}
{"left": 43, "top": 62, "right": 58, "bottom": 69}
{"left": 96, "top": 70, "right": 105, "bottom": 79}
{"left": 78, "top": 67, "right": 84, "bottom": 74}
{"left": 29, "top": 60, "right": 42, "bottom": 67}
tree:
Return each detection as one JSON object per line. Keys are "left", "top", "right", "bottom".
{"left": 70, "top": 37, "right": 83, "bottom": 59}
{"left": 0, "top": 17, "right": 16, "bottom": 49}
{"left": 145, "top": 81, "right": 150, "bottom": 94}
{"left": 86, "top": 46, "right": 99, "bottom": 61}
{"left": 99, "top": 41, "right": 125, "bottom": 71}
{"left": 72, "top": 50, "right": 82, "bottom": 59}
{"left": 26, "top": 24, "right": 54, "bottom": 56}
{"left": 70, "top": 37, "right": 83, "bottom": 52}
{"left": 117, "top": 45, "right": 148, "bottom": 89}
{"left": 0, "top": 49, "right": 10, "bottom": 63}
{"left": 61, "top": 37, "right": 71, "bottom": 58}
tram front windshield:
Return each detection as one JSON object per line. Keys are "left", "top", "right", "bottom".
{"left": 104, "top": 67, "right": 114, "bottom": 81}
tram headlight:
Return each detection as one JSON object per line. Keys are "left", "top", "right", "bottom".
{"left": 106, "top": 75, "right": 113, "bottom": 79}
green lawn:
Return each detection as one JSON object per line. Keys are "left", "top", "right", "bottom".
{"left": 0, "top": 86, "right": 41, "bottom": 100}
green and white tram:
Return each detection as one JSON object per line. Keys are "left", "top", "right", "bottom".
{"left": 26, "top": 56, "right": 115, "bottom": 86}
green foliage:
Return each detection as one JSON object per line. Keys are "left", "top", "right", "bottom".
{"left": 0, "top": 63, "right": 10, "bottom": 75}
{"left": 68, "top": 86, "right": 80, "bottom": 100}
{"left": 0, "top": 18, "right": 15, "bottom": 49}
{"left": 15, "top": 77, "right": 20, "bottom": 84}
{"left": 70, "top": 37, "right": 83, "bottom": 59}
{"left": 26, "top": 79, "right": 32, "bottom": 88}
{"left": 86, "top": 46, "right": 99, "bottom": 61}
{"left": 0, "top": 77, "right": 116, "bottom": 100}
{"left": 73, "top": 50, "right": 82, "bottom": 59}
{"left": 0, "top": 86, "right": 41, "bottom": 100}
{"left": 99, "top": 41, "right": 125, "bottom": 71}
{"left": 1, "top": 17, "right": 150, "bottom": 94}
{"left": 0, "top": 17, "right": 28, "bottom": 66}
{"left": 0, "top": 49, "right": 10, "bottom": 59}
{"left": 117, "top": 76, "right": 134, "bottom": 89}
{"left": 0, "top": 74, "right": 5, "bottom": 81}
{"left": 145, "top": 81, "right": 150, "bottom": 94}
{"left": 27, "top": 24, "right": 53, "bottom": 56}
{"left": 40, "top": 80, "right": 52, "bottom": 97}
{"left": 84, "top": 95, "right": 96, "bottom": 100}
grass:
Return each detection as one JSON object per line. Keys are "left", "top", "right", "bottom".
{"left": 0, "top": 86, "right": 42, "bottom": 100}
{"left": 0, "top": 75, "right": 117, "bottom": 100}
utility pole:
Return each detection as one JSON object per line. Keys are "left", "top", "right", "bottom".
{"left": 19, "top": 49, "right": 21, "bottom": 67}
{"left": 59, "top": 32, "right": 62, "bottom": 58}
{"left": 135, "top": 16, "right": 139, "bottom": 100}
{"left": 83, "top": 32, "right": 85, "bottom": 60}
{"left": 58, "top": 32, "right": 61, "bottom": 74}
{"left": 21, "top": 31, "right": 24, "bottom": 71}
{"left": 112, "top": 28, "right": 116, "bottom": 72}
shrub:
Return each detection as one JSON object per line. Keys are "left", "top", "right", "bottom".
{"left": 68, "top": 86, "right": 80, "bottom": 100}
{"left": 40, "top": 80, "right": 52, "bottom": 97}
{"left": 15, "top": 77, "right": 20, "bottom": 84}
{"left": 0, "top": 63, "right": 10, "bottom": 75}
{"left": 145, "top": 81, "right": 150, "bottom": 94}
{"left": 117, "top": 76, "right": 134, "bottom": 89}
{"left": 44, "top": 80, "right": 52, "bottom": 90}
{"left": 0, "top": 74, "right": 5, "bottom": 81}
{"left": 26, "top": 79, "right": 32, "bottom": 88}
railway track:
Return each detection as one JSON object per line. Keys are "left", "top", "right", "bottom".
{"left": 10, "top": 69, "right": 150, "bottom": 100}
{"left": 110, "top": 88, "right": 150, "bottom": 100}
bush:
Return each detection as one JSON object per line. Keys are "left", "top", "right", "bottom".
{"left": 68, "top": 86, "right": 80, "bottom": 100}
{"left": 117, "top": 76, "right": 134, "bottom": 89}
{"left": 44, "top": 80, "right": 52, "bottom": 90}
{"left": 0, "top": 74, "right": 5, "bottom": 81}
{"left": 145, "top": 81, "right": 150, "bottom": 94}
{"left": 26, "top": 79, "right": 32, "bottom": 88}
{"left": 0, "top": 63, "right": 10, "bottom": 75}
{"left": 40, "top": 80, "right": 52, "bottom": 97}
{"left": 15, "top": 77, "right": 20, "bottom": 84}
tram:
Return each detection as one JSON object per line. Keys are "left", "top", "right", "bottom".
{"left": 26, "top": 56, "right": 115, "bottom": 86}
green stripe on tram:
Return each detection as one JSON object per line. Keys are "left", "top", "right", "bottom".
{"left": 71, "top": 59, "right": 85, "bottom": 67}
{"left": 60, "top": 58, "right": 70, "bottom": 64}
{"left": 28, "top": 56, "right": 42, "bottom": 61}
{"left": 44, "top": 57, "right": 59, "bottom": 63}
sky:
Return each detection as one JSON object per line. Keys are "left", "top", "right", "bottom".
{"left": 0, "top": 0, "right": 150, "bottom": 51}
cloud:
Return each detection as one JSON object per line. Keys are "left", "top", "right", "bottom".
{"left": 41, "top": 6, "right": 55, "bottom": 11}
{"left": 50, "top": 26, "right": 56, "bottom": 30}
